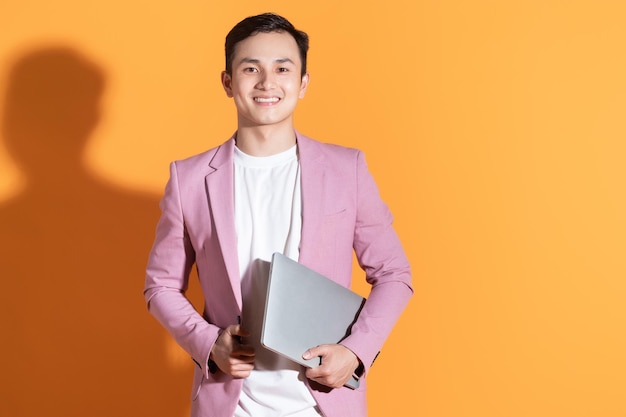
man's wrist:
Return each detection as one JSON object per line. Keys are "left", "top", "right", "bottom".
{"left": 353, "top": 361, "right": 364, "bottom": 379}
{"left": 208, "top": 355, "right": 219, "bottom": 374}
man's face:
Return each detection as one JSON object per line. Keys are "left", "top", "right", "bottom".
{"left": 222, "top": 31, "right": 309, "bottom": 130}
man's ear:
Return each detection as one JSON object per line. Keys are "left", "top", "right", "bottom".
{"left": 221, "top": 71, "right": 233, "bottom": 98}
{"left": 299, "top": 72, "right": 310, "bottom": 99}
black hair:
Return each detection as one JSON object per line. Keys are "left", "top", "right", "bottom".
{"left": 225, "top": 13, "right": 309, "bottom": 76}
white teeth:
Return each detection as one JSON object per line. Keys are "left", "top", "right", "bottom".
{"left": 254, "top": 97, "right": 279, "bottom": 103}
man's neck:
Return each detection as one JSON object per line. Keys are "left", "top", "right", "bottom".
{"left": 235, "top": 125, "right": 297, "bottom": 157}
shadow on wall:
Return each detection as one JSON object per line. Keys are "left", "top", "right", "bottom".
{"left": 0, "top": 47, "right": 191, "bottom": 417}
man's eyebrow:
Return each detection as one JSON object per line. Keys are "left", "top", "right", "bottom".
{"left": 239, "top": 58, "right": 260, "bottom": 65}
{"left": 274, "top": 58, "right": 295, "bottom": 65}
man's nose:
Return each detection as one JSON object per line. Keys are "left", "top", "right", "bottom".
{"left": 257, "top": 71, "right": 277, "bottom": 89}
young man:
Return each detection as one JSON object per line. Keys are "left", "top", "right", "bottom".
{"left": 144, "top": 13, "right": 413, "bottom": 417}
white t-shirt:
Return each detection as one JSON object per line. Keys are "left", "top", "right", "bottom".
{"left": 233, "top": 145, "right": 322, "bottom": 417}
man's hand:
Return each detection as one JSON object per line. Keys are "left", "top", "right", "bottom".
{"left": 210, "top": 324, "right": 255, "bottom": 378}
{"left": 302, "top": 344, "right": 360, "bottom": 388}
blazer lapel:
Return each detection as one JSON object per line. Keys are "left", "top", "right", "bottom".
{"left": 297, "top": 133, "right": 327, "bottom": 268}
{"left": 204, "top": 138, "right": 242, "bottom": 310}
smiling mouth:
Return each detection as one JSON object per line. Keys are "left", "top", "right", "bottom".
{"left": 254, "top": 97, "right": 280, "bottom": 103}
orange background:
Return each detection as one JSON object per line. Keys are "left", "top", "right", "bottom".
{"left": 1, "top": 1, "right": 625, "bottom": 416}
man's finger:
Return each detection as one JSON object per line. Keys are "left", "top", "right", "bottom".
{"left": 227, "top": 324, "right": 250, "bottom": 338}
{"left": 302, "top": 345, "right": 324, "bottom": 361}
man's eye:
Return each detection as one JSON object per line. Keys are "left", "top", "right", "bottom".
{"left": 277, "top": 67, "right": 289, "bottom": 73}
{"left": 244, "top": 67, "right": 258, "bottom": 73}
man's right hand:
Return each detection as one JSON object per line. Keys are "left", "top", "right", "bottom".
{"left": 210, "top": 324, "right": 255, "bottom": 378}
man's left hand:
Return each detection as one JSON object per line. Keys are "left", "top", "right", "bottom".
{"left": 302, "top": 344, "right": 360, "bottom": 388}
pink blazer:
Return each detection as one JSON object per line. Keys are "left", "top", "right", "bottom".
{"left": 144, "top": 132, "right": 413, "bottom": 417}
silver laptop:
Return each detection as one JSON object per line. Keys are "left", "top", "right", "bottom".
{"left": 261, "top": 252, "right": 365, "bottom": 389}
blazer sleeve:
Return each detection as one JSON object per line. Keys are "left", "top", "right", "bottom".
{"left": 143, "top": 161, "right": 220, "bottom": 378}
{"left": 339, "top": 150, "right": 413, "bottom": 376}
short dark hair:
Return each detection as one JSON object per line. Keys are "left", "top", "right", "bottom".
{"left": 225, "top": 13, "right": 309, "bottom": 76}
